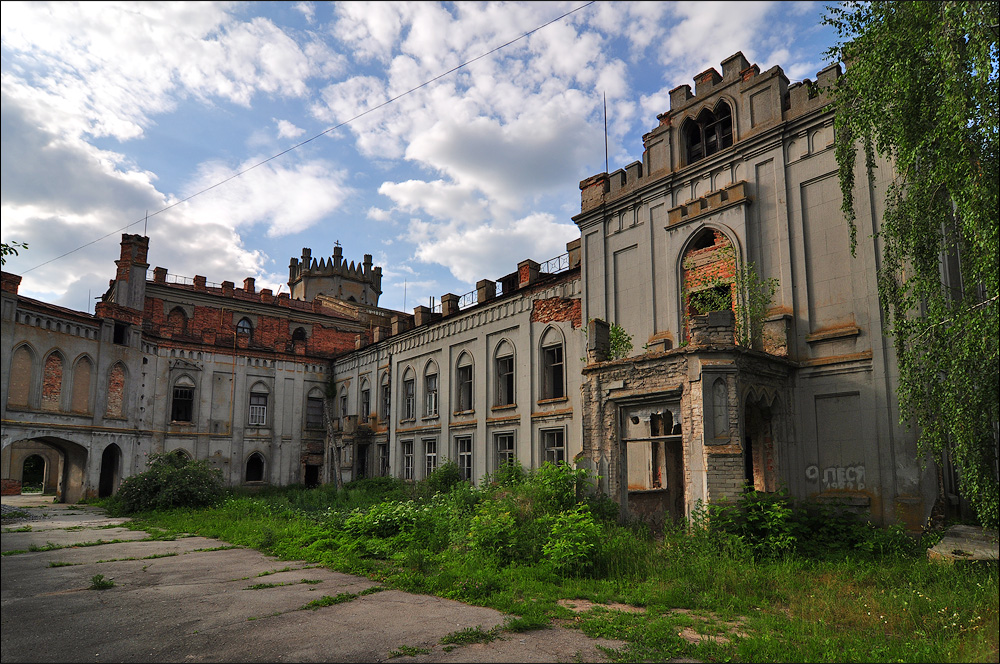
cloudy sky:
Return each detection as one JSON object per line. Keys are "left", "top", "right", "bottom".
{"left": 1, "top": 1, "right": 838, "bottom": 315}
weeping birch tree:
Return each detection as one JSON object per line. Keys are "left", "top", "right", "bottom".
{"left": 825, "top": 1, "right": 999, "bottom": 527}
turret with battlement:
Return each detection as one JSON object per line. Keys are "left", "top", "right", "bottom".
{"left": 288, "top": 244, "right": 383, "bottom": 305}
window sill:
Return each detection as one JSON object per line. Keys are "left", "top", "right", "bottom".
{"left": 536, "top": 396, "right": 568, "bottom": 405}
{"left": 492, "top": 404, "right": 517, "bottom": 412}
{"left": 452, "top": 409, "right": 475, "bottom": 416}
{"left": 422, "top": 414, "right": 439, "bottom": 421}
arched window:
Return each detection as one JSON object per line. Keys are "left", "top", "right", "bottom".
{"left": 70, "top": 356, "right": 93, "bottom": 413}
{"left": 684, "top": 101, "right": 734, "bottom": 164}
{"left": 379, "top": 371, "right": 391, "bottom": 422}
{"left": 306, "top": 387, "right": 325, "bottom": 429}
{"left": 339, "top": 384, "right": 349, "bottom": 418}
{"left": 41, "top": 351, "right": 65, "bottom": 411}
{"left": 167, "top": 307, "right": 188, "bottom": 335}
{"left": 245, "top": 452, "right": 265, "bottom": 482}
{"left": 423, "top": 361, "right": 439, "bottom": 417}
{"left": 359, "top": 379, "right": 371, "bottom": 423}
{"left": 539, "top": 329, "right": 565, "bottom": 400}
{"left": 8, "top": 345, "right": 34, "bottom": 409}
{"left": 171, "top": 375, "right": 196, "bottom": 422}
{"left": 291, "top": 327, "right": 307, "bottom": 342}
{"left": 682, "top": 228, "right": 737, "bottom": 341}
{"left": 105, "top": 362, "right": 127, "bottom": 418}
{"left": 494, "top": 340, "right": 515, "bottom": 407}
{"left": 401, "top": 367, "right": 415, "bottom": 420}
{"left": 236, "top": 317, "right": 253, "bottom": 337}
{"left": 455, "top": 353, "right": 474, "bottom": 412}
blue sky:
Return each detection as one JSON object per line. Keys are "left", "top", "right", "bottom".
{"left": 1, "top": 1, "right": 840, "bottom": 315}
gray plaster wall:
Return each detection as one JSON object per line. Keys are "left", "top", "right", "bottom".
{"left": 332, "top": 274, "right": 584, "bottom": 486}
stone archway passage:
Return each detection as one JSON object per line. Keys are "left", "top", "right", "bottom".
{"left": 21, "top": 454, "right": 45, "bottom": 493}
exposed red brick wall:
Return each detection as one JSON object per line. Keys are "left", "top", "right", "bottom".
{"left": 1, "top": 271, "right": 22, "bottom": 294}
{"left": 143, "top": 288, "right": 359, "bottom": 360}
{"left": 1, "top": 479, "right": 22, "bottom": 496}
{"left": 531, "top": 297, "right": 582, "bottom": 329}
{"left": 41, "top": 353, "right": 63, "bottom": 411}
{"left": 682, "top": 231, "right": 737, "bottom": 341}
{"left": 105, "top": 364, "right": 126, "bottom": 418}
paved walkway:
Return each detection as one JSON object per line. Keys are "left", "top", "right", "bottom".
{"left": 1, "top": 495, "right": 623, "bottom": 663}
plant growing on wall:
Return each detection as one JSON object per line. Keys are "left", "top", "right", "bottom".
{"left": 826, "top": 1, "right": 999, "bottom": 526}
{"left": 734, "top": 260, "right": 779, "bottom": 350}
{"left": 608, "top": 322, "right": 634, "bottom": 360}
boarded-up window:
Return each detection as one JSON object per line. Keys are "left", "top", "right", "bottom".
{"left": 105, "top": 363, "right": 126, "bottom": 418}
{"left": 8, "top": 346, "right": 33, "bottom": 408}
{"left": 167, "top": 307, "right": 187, "bottom": 335}
{"left": 41, "top": 353, "right": 64, "bottom": 411}
{"left": 71, "top": 357, "right": 93, "bottom": 413}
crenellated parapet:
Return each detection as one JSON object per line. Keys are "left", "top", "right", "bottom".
{"left": 578, "top": 52, "right": 843, "bottom": 214}
{"left": 287, "top": 244, "right": 383, "bottom": 305}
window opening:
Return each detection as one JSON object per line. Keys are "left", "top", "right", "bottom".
{"left": 291, "top": 327, "right": 306, "bottom": 341}
{"left": 306, "top": 396, "right": 324, "bottom": 428}
{"left": 403, "top": 378, "right": 415, "bottom": 420}
{"left": 457, "top": 436, "right": 473, "bottom": 482}
{"left": 424, "top": 439, "right": 437, "bottom": 477}
{"left": 171, "top": 385, "right": 194, "bottom": 422}
{"left": 402, "top": 441, "right": 414, "bottom": 480}
{"left": 236, "top": 318, "right": 253, "bottom": 337}
{"left": 542, "top": 429, "right": 565, "bottom": 464}
{"left": 377, "top": 444, "right": 390, "bottom": 477}
{"left": 425, "top": 373, "right": 438, "bottom": 416}
{"left": 381, "top": 375, "right": 391, "bottom": 421}
{"left": 249, "top": 392, "right": 268, "bottom": 426}
{"left": 496, "top": 353, "right": 515, "bottom": 406}
{"left": 456, "top": 363, "right": 473, "bottom": 412}
{"left": 360, "top": 387, "right": 371, "bottom": 423}
{"left": 684, "top": 102, "right": 733, "bottom": 165}
{"left": 495, "top": 432, "right": 515, "bottom": 470}
{"left": 541, "top": 344, "right": 565, "bottom": 399}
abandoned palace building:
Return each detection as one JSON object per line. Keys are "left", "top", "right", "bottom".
{"left": 1, "top": 52, "right": 949, "bottom": 529}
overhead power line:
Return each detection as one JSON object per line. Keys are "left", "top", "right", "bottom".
{"left": 21, "top": 1, "right": 597, "bottom": 275}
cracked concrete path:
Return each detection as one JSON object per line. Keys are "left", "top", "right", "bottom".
{"left": 2, "top": 495, "right": 624, "bottom": 663}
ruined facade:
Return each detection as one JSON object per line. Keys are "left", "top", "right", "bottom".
{"left": 2, "top": 52, "right": 944, "bottom": 529}
{"left": 1, "top": 236, "right": 397, "bottom": 499}
{"left": 573, "top": 52, "right": 934, "bottom": 529}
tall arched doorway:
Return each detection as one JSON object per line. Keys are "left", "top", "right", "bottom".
{"left": 98, "top": 444, "right": 122, "bottom": 498}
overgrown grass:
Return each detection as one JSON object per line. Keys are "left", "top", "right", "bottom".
{"left": 102, "top": 463, "right": 999, "bottom": 663}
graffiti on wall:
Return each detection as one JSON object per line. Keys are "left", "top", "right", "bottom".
{"left": 805, "top": 464, "right": 865, "bottom": 491}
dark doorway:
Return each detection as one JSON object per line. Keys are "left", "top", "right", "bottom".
{"left": 356, "top": 444, "right": 369, "bottom": 479}
{"left": 98, "top": 444, "right": 121, "bottom": 498}
{"left": 304, "top": 464, "right": 320, "bottom": 488}
{"left": 246, "top": 453, "right": 265, "bottom": 482}
{"left": 21, "top": 455, "right": 45, "bottom": 494}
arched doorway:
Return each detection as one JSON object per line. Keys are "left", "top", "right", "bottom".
{"left": 98, "top": 444, "right": 122, "bottom": 498}
{"left": 245, "top": 452, "right": 265, "bottom": 482}
{"left": 2, "top": 437, "right": 88, "bottom": 502}
{"left": 21, "top": 454, "right": 46, "bottom": 494}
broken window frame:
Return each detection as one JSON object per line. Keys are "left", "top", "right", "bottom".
{"left": 622, "top": 403, "right": 682, "bottom": 492}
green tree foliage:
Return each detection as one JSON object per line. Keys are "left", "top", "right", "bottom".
{"left": 110, "top": 452, "right": 224, "bottom": 515}
{"left": 825, "top": 1, "right": 999, "bottom": 526}
{"left": 1, "top": 241, "right": 28, "bottom": 266}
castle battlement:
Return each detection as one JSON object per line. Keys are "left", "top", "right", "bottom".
{"left": 287, "top": 245, "right": 383, "bottom": 305}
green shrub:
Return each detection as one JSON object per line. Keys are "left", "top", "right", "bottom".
{"left": 542, "top": 506, "right": 601, "bottom": 576}
{"left": 110, "top": 452, "right": 224, "bottom": 515}
{"left": 422, "top": 459, "right": 464, "bottom": 496}
{"left": 343, "top": 500, "right": 429, "bottom": 538}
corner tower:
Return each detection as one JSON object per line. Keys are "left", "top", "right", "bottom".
{"left": 288, "top": 245, "right": 383, "bottom": 305}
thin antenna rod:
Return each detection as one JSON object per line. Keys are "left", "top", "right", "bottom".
{"left": 403, "top": 280, "right": 407, "bottom": 312}
{"left": 144, "top": 210, "right": 148, "bottom": 236}
{"left": 604, "top": 92, "right": 609, "bottom": 174}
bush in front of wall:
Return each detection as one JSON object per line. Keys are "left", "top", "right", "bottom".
{"left": 108, "top": 452, "right": 224, "bottom": 515}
